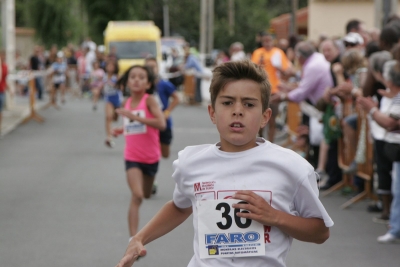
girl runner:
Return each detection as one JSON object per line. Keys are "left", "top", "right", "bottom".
{"left": 112, "top": 65, "right": 166, "bottom": 238}
{"left": 47, "top": 51, "right": 67, "bottom": 108}
{"left": 103, "top": 60, "right": 121, "bottom": 148}
{"left": 90, "top": 60, "right": 105, "bottom": 111}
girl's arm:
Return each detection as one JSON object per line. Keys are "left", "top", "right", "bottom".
{"left": 116, "top": 201, "right": 192, "bottom": 267}
{"left": 116, "top": 96, "right": 166, "bottom": 130}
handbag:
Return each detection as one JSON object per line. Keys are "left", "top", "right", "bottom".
{"left": 384, "top": 142, "right": 400, "bottom": 162}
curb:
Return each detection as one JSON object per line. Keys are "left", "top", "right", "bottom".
{"left": 1, "top": 101, "right": 47, "bottom": 137}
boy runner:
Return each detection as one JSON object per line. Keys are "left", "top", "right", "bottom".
{"left": 116, "top": 60, "right": 333, "bottom": 267}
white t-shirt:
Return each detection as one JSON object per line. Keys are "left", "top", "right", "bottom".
{"left": 384, "top": 93, "right": 400, "bottom": 144}
{"left": 230, "top": 51, "right": 246, "bottom": 61}
{"left": 369, "top": 95, "right": 392, "bottom": 140}
{"left": 172, "top": 138, "right": 333, "bottom": 267}
{"left": 51, "top": 62, "right": 67, "bottom": 84}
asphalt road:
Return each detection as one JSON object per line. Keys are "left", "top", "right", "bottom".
{"left": 0, "top": 96, "right": 399, "bottom": 267}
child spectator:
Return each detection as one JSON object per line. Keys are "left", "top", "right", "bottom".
{"left": 47, "top": 51, "right": 67, "bottom": 108}
{"left": 90, "top": 60, "right": 105, "bottom": 111}
{"left": 116, "top": 60, "right": 333, "bottom": 267}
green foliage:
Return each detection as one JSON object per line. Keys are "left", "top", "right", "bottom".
{"left": 15, "top": 0, "right": 309, "bottom": 51}
{"left": 214, "top": 0, "right": 270, "bottom": 52}
{"left": 82, "top": 0, "right": 137, "bottom": 44}
{"left": 16, "top": 0, "right": 83, "bottom": 48}
{"left": 16, "top": 0, "right": 29, "bottom": 27}
{"left": 167, "top": 0, "right": 200, "bottom": 45}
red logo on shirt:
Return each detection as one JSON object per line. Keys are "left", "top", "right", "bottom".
{"left": 194, "top": 183, "right": 202, "bottom": 192}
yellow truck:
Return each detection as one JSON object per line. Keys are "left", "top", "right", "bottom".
{"left": 104, "top": 21, "right": 162, "bottom": 75}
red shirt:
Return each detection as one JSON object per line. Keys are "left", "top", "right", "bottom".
{"left": 0, "top": 63, "right": 8, "bottom": 93}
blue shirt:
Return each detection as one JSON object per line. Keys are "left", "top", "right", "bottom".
{"left": 155, "top": 79, "right": 177, "bottom": 129}
{"left": 185, "top": 55, "right": 202, "bottom": 73}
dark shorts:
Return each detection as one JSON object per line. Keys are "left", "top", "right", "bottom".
{"left": 160, "top": 128, "right": 173, "bottom": 145}
{"left": 374, "top": 139, "right": 393, "bottom": 194}
{"left": 54, "top": 83, "right": 64, "bottom": 89}
{"left": 125, "top": 160, "right": 159, "bottom": 177}
{"left": 105, "top": 93, "right": 121, "bottom": 109}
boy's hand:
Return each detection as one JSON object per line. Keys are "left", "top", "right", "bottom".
{"left": 232, "top": 190, "right": 279, "bottom": 226}
{"left": 163, "top": 110, "right": 170, "bottom": 119}
{"left": 115, "top": 239, "right": 147, "bottom": 267}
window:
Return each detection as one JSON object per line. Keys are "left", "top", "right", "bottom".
{"left": 109, "top": 41, "right": 157, "bottom": 59}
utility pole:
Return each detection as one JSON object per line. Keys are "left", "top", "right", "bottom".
{"left": 383, "top": 0, "right": 391, "bottom": 25}
{"left": 163, "top": 0, "right": 170, "bottom": 37}
{"left": 207, "top": 0, "right": 214, "bottom": 54}
{"left": 290, "top": 0, "right": 298, "bottom": 36}
{"left": 200, "top": 0, "right": 207, "bottom": 58}
{"left": 228, "top": 0, "right": 234, "bottom": 36}
{"left": 1, "top": 0, "right": 16, "bottom": 109}
{"left": 374, "top": 0, "right": 383, "bottom": 28}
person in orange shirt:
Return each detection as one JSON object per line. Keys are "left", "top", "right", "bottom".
{"left": 252, "top": 33, "right": 291, "bottom": 142}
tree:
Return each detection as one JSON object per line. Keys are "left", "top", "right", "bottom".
{"left": 82, "top": 0, "right": 142, "bottom": 44}
{"left": 14, "top": 0, "right": 84, "bottom": 48}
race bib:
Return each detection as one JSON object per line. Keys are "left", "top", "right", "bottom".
{"left": 197, "top": 199, "right": 265, "bottom": 259}
{"left": 123, "top": 110, "right": 146, "bottom": 135}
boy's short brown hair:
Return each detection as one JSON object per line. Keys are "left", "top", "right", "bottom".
{"left": 209, "top": 60, "right": 271, "bottom": 111}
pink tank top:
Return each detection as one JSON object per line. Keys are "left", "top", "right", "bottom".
{"left": 123, "top": 94, "right": 161, "bottom": 163}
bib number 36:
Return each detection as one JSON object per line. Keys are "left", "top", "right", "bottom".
{"left": 216, "top": 201, "right": 252, "bottom": 230}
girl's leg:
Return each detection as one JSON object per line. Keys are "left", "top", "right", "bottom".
{"left": 126, "top": 167, "right": 145, "bottom": 237}
{"left": 92, "top": 87, "right": 100, "bottom": 110}
{"left": 105, "top": 102, "right": 114, "bottom": 147}
{"left": 161, "top": 143, "right": 170, "bottom": 158}
{"left": 47, "top": 85, "right": 57, "bottom": 108}
{"left": 60, "top": 83, "right": 66, "bottom": 104}
{"left": 143, "top": 174, "right": 156, "bottom": 199}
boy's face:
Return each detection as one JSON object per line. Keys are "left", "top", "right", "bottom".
{"left": 208, "top": 79, "right": 271, "bottom": 152}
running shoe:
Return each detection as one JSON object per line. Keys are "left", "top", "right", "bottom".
{"left": 367, "top": 202, "right": 383, "bottom": 213}
{"left": 373, "top": 214, "right": 390, "bottom": 224}
{"left": 152, "top": 182, "right": 158, "bottom": 195}
{"left": 105, "top": 139, "right": 115, "bottom": 148}
{"left": 377, "top": 233, "right": 400, "bottom": 244}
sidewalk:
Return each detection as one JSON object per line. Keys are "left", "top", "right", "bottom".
{"left": 1, "top": 94, "right": 47, "bottom": 137}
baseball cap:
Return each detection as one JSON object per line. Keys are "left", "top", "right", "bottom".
{"left": 343, "top": 32, "right": 364, "bottom": 45}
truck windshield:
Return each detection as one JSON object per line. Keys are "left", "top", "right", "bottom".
{"left": 109, "top": 41, "right": 157, "bottom": 59}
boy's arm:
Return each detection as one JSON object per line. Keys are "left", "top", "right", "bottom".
{"left": 232, "top": 190, "right": 329, "bottom": 244}
{"left": 116, "top": 201, "right": 192, "bottom": 267}
{"left": 164, "top": 91, "right": 179, "bottom": 118}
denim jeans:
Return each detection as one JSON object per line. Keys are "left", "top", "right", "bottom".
{"left": 389, "top": 161, "right": 400, "bottom": 238}
{"left": 35, "top": 77, "right": 44, "bottom": 100}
